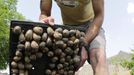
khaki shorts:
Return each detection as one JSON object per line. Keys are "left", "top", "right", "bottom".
{"left": 89, "top": 28, "right": 106, "bottom": 50}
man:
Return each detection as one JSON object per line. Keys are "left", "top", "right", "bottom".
{"left": 39, "top": 0, "right": 109, "bottom": 75}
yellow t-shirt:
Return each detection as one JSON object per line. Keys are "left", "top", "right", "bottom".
{"left": 55, "top": 0, "right": 94, "bottom": 25}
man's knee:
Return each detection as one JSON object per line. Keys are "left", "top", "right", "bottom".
{"left": 89, "top": 48, "right": 108, "bottom": 73}
{"left": 89, "top": 48, "right": 107, "bottom": 65}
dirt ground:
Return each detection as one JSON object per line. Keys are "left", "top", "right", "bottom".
{"left": 75, "top": 62, "right": 131, "bottom": 75}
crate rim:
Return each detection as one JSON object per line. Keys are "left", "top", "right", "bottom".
{"left": 11, "top": 20, "right": 85, "bottom": 32}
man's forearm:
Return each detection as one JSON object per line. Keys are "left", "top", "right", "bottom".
{"left": 84, "top": 0, "right": 104, "bottom": 45}
{"left": 84, "top": 16, "right": 104, "bottom": 45}
{"left": 40, "top": 0, "right": 52, "bottom": 19}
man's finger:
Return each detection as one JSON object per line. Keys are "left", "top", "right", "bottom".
{"left": 39, "top": 20, "right": 45, "bottom": 23}
{"left": 48, "top": 17, "right": 54, "bottom": 25}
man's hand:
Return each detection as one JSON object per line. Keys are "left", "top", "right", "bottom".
{"left": 39, "top": 16, "right": 55, "bottom": 26}
{"left": 40, "top": 0, "right": 53, "bottom": 25}
{"left": 76, "top": 46, "right": 88, "bottom": 71}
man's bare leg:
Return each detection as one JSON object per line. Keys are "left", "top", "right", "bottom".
{"left": 89, "top": 48, "right": 109, "bottom": 75}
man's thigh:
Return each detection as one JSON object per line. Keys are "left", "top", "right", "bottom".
{"left": 90, "top": 28, "right": 106, "bottom": 50}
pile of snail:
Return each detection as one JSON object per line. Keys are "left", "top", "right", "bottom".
{"left": 10, "top": 25, "right": 85, "bottom": 75}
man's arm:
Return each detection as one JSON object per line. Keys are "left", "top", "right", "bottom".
{"left": 84, "top": 0, "right": 104, "bottom": 45}
{"left": 39, "top": 0, "right": 54, "bottom": 25}
{"left": 39, "top": 0, "right": 52, "bottom": 20}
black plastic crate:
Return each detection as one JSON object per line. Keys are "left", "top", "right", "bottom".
{"left": 9, "top": 20, "right": 85, "bottom": 75}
